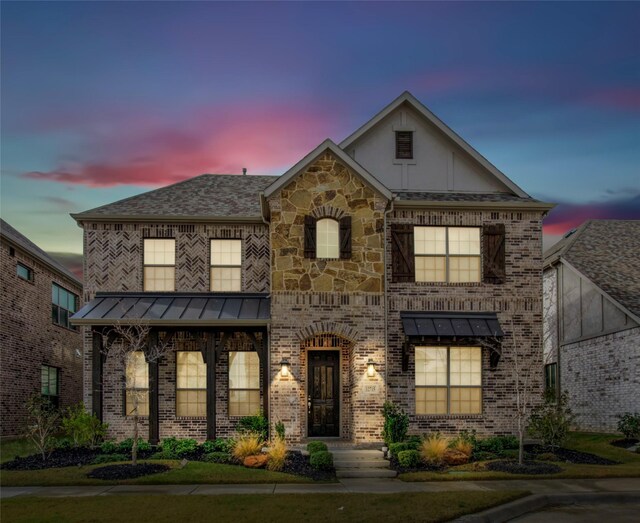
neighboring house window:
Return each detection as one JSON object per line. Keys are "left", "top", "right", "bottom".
{"left": 41, "top": 365, "right": 59, "bottom": 407}
{"left": 395, "top": 131, "right": 413, "bottom": 159}
{"left": 415, "top": 346, "right": 482, "bottom": 415}
{"left": 125, "top": 351, "right": 149, "bottom": 417}
{"left": 414, "top": 227, "right": 481, "bottom": 283}
{"left": 228, "top": 351, "right": 260, "bottom": 416}
{"left": 544, "top": 363, "right": 557, "bottom": 399}
{"left": 316, "top": 218, "right": 340, "bottom": 259}
{"left": 210, "top": 239, "right": 241, "bottom": 291}
{"left": 17, "top": 263, "right": 34, "bottom": 282}
{"left": 143, "top": 239, "right": 175, "bottom": 291}
{"left": 176, "top": 352, "right": 206, "bottom": 417}
{"left": 52, "top": 283, "right": 78, "bottom": 329}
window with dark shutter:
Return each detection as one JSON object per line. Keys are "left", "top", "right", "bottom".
{"left": 304, "top": 215, "right": 317, "bottom": 258}
{"left": 391, "top": 224, "right": 415, "bottom": 282}
{"left": 483, "top": 224, "right": 506, "bottom": 284}
{"left": 395, "top": 131, "right": 413, "bottom": 159}
{"left": 339, "top": 216, "right": 352, "bottom": 259}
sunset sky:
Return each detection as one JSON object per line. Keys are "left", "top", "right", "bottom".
{"left": 2, "top": 1, "right": 639, "bottom": 277}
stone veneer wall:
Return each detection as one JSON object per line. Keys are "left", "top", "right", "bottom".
{"left": 560, "top": 327, "right": 640, "bottom": 433}
{"left": 1, "top": 238, "right": 83, "bottom": 437}
{"left": 386, "top": 208, "right": 545, "bottom": 436}
{"left": 268, "top": 152, "right": 388, "bottom": 442}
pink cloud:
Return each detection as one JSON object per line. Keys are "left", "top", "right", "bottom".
{"left": 581, "top": 87, "right": 640, "bottom": 110}
{"left": 22, "top": 102, "right": 339, "bottom": 187}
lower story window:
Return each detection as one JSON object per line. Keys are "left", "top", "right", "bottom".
{"left": 544, "top": 363, "right": 557, "bottom": 399}
{"left": 229, "top": 351, "right": 260, "bottom": 416}
{"left": 125, "top": 351, "right": 149, "bottom": 416}
{"left": 176, "top": 351, "right": 206, "bottom": 417}
{"left": 41, "top": 365, "right": 59, "bottom": 407}
{"left": 415, "top": 346, "right": 482, "bottom": 415}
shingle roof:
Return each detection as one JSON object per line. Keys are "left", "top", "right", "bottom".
{"left": 73, "top": 174, "right": 279, "bottom": 219}
{"left": 395, "top": 192, "right": 536, "bottom": 203}
{"left": 0, "top": 219, "right": 81, "bottom": 285}
{"left": 544, "top": 220, "right": 640, "bottom": 317}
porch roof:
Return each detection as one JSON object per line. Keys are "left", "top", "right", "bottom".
{"left": 401, "top": 311, "right": 504, "bottom": 339}
{"left": 71, "top": 292, "right": 270, "bottom": 327}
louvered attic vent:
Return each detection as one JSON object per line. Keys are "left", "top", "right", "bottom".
{"left": 395, "top": 131, "right": 413, "bottom": 159}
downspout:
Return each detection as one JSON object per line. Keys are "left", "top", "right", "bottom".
{"left": 383, "top": 197, "right": 395, "bottom": 402}
{"left": 259, "top": 192, "right": 272, "bottom": 428}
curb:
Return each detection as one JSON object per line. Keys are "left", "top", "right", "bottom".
{"left": 454, "top": 491, "right": 640, "bottom": 522}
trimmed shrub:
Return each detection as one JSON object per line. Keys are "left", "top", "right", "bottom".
{"left": 266, "top": 438, "right": 287, "bottom": 472}
{"left": 61, "top": 403, "right": 108, "bottom": 447}
{"left": 232, "top": 433, "right": 264, "bottom": 461}
{"left": 475, "top": 436, "right": 518, "bottom": 455}
{"left": 117, "top": 438, "right": 151, "bottom": 453}
{"left": 204, "top": 452, "right": 232, "bottom": 464}
{"left": 160, "top": 437, "right": 198, "bottom": 458}
{"left": 420, "top": 434, "right": 449, "bottom": 466}
{"left": 388, "top": 441, "right": 419, "bottom": 456}
{"left": 200, "top": 438, "right": 233, "bottom": 454}
{"left": 309, "top": 450, "right": 333, "bottom": 471}
{"left": 306, "top": 441, "right": 328, "bottom": 454}
{"left": 397, "top": 449, "right": 420, "bottom": 468}
{"left": 55, "top": 437, "right": 74, "bottom": 450}
{"left": 382, "top": 401, "right": 409, "bottom": 446}
{"left": 100, "top": 441, "right": 118, "bottom": 454}
{"left": 528, "top": 392, "right": 575, "bottom": 449}
{"left": 237, "top": 414, "right": 269, "bottom": 440}
{"left": 92, "top": 453, "right": 128, "bottom": 465}
{"left": 472, "top": 451, "right": 498, "bottom": 462}
{"left": 617, "top": 413, "right": 640, "bottom": 440}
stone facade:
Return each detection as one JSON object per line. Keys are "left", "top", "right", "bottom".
{"left": 0, "top": 236, "right": 83, "bottom": 437}
{"left": 561, "top": 327, "right": 640, "bottom": 432}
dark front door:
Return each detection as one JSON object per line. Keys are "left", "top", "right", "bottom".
{"left": 308, "top": 351, "right": 340, "bottom": 437}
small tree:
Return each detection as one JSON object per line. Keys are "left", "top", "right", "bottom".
{"left": 528, "top": 391, "right": 575, "bottom": 449}
{"left": 382, "top": 401, "right": 409, "bottom": 446}
{"left": 61, "top": 402, "right": 108, "bottom": 447}
{"left": 24, "top": 394, "right": 60, "bottom": 461}
{"left": 101, "top": 320, "right": 171, "bottom": 465}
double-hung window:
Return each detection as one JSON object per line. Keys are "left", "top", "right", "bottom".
{"left": 125, "top": 351, "right": 149, "bottom": 416}
{"left": 52, "top": 283, "right": 78, "bottom": 329}
{"left": 228, "top": 351, "right": 260, "bottom": 416}
{"left": 415, "top": 346, "right": 482, "bottom": 415}
{"left": 41, "top": 365, "right": 59, "bottom": 407}
{"left": 210, "top": 240, "right": 241, "bottom": 291}
{"left": 143, "top": 239, "right": 175, "bottom": 291}
{"left": 176, "top": 352, "right": 206, "bottom": 417}
{"left": 414, "top": 227, "right": 481, "bottom": 283}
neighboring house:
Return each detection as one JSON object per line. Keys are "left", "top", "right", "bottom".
{"left": 0, "top": 219, "right": 83, "bottom": 437}
{"left": 70, "top": 91, "right": 553, "bottom": 443}
{"left": 543, "top": 220, "right": 640, "bottom": 432}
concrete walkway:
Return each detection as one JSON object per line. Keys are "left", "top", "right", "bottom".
{"left": 2, "top": 477, "right": 639, "bottom": 499}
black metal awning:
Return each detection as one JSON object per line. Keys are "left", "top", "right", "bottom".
{"left": 401, "top": 311, "right": 504, "bottom": 368}
{"left": 71, "top": 292, "right": 270, "bottom": 327}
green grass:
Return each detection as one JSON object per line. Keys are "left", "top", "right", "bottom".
{"left": 1, "top": 438, "right": 37, "bottom": 464}
{"left": 400, "top": 431, "right": 640, "bottom": 482}
{"left": 0, "top": 460, "right": 315, "bottom": 487}
{"left": 0, "top": 491, "right": 529, "bottom": 523}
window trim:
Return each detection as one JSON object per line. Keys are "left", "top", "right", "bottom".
{"left": 17, "top": 262, "right": 34, "bottom": 282}
{"left": 209, "top": 238, "right": 242, "bottom": 292}
{"left": 315, "top": 218, "right": 340, "bottom": 260}
{"left": 228, "top": 351, "right": 261, "bottom": 418}
{"left": 415, "top": 346, "right": 483, "bottom": 416}
{"left": 414, "top": 226, "right": 481, "bottom": 284}
{"left": 41, "top": 364, "right": 60, "bottom": 407}
{"left": 175, "top": 351, "right": 207, "bottom": 418}
{"left": 143, "top": 238, "right": 176, "bottom": 292}
{"left": 124, "top": 351, "right": 149, "bottom": 417}
{"left": 52, "top": 283, "right": 79, "bottom": 330}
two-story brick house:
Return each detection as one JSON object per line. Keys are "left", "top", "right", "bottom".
{"left": 71, "top": 92, "right": 553, "bottom": 443}
{"left": 1, "top": 219, "right": 83, "bottom": 437}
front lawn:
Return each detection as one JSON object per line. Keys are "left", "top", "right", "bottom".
{"left": 400, "top": 431, "right": 640, "bottom": 482}
{"left": 1, "top": 491, "right": 528, "bottom": 523}
{"left": 0, "top": 460, "right": 314, "bottom": 487}
{"left": 1, "top": 438, "right": 37, "bottom": 464}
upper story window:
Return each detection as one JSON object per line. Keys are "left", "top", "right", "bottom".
{"left": 125, "top": 351, "right": 149, "bottom": 417}
{"left": 395, "top": 131, "right": 413, "bottom": 159}
{"left": 143, "top": 239, "right": 175, "bottom": 291}
{"left": 41, "top": 365, "right": 59, "bottom": 407}
{"left": 316, "top": 218, "right": 340, "bottom": 259}
{"left": 52, "top": 283, "right": 78, "bottom": 329}
{"left": 210, "top": 239, "right": 242, "bottom": 291}
{"left": 17, "top": 263, "right": 34, "bottom": 282}
{"left": 414, "top": 227, "right": 480, "bottom": 283}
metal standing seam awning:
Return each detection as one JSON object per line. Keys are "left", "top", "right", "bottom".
{"left": 70, "top": 292, "right": 270, "bottom": 327}
{"left": 400, "top": 311, "right": 504, "bottom": 368}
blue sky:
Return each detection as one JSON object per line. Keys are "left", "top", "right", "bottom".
{"left": 2, "top": 1, "right": 639, "bottom": 275}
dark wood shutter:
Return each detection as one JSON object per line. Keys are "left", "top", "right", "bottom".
{"left": 483, "top": 224, "right": 506, "bottom": 284}
{"left": 395, "top": 131, "right": 413, "bottom": 159}
{"left": 391, "top": 224, "right": 415, "bottom": 282}
{"left": 304, "top": 215, "right": 317, "bottom": 258}
{"left": 339, "top": 216, "right": 352, "bottom": 259}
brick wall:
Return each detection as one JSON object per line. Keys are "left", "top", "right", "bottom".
{"left": 0, "top": 239, "right": 83, "bottom": 437}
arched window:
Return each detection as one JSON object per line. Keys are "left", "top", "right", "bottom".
{"left": 316, "top": 218, "right": 339, "bottom": 259}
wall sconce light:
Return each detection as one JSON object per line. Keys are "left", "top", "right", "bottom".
{"left": 367, "top": 358, "right": 376, "bottom": 377}
{"left": 280, "top": 358, "right": 290, "bottom": 377}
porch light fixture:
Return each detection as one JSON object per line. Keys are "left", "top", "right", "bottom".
{"left": 280, "top": 358, "right": 290, "bottom": 377}
{"left": 367, "top": 358, "right": 376, "bottom": 377}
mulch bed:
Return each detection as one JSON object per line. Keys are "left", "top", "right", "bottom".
{"left": 610, "top": 439, "right": 639, "bottom": 449}
{"left": 1, "top": 448, "right": 100, "bottom": 471}
{"left": 282, "top": 450, "right": 336, "bottom": 481}
{"left": 87, "top": 463, "right": 170, "bottom": 480}
{"left": 486, "top": 460, "right": 562, "bottom": 475}
{"left": 525, "top": 444, "right": 617, "bottom": 465}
